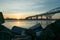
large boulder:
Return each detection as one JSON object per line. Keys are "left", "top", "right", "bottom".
{"left": 12, "top": 26, "right": 27, "bottom": 35}
{"left": 12, "top": 35, "right": 32, "bottom": 40}
{"left": 11, "top": 26, "right": 32, "bottom": 40}
{"left": 27, "top": 23, "right": 43, "bottom": 40}
{"left": 39, "top": 19, "right": 60, "bottom": 40}
{"left": 0, "top": 25, "right": 14, "bottom": 40}
{"left": 29, "top": 23, "right": 43, "bottom": 33}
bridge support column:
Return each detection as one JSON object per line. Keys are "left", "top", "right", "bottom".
{"left": 48, "top": 16, "right": 52, "bottom": 19}
{"left": 46, "top": 17, "right": 48, "bottom": 19}
{"left": 28, "top": 17, "right": 32, "bottom": 19}
{"left": 36, "top": 16, "right": 38, "bottom": 20}
{"left": 46, "top": 16, "right": 52, "bottom": 19}
{"left": 30, "top": 17, "right": 32, "bottom": 19}
{"left": 41, "top": 16, "right": 43, "bottom": 19}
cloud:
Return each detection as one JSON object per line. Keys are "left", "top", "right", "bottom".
{"left": 0, "top": 0, "right": 45, "bottom": 10}
{"left": 0, "top": 0, "right": 60, "bottom": 14}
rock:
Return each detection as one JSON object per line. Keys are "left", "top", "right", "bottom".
{"left": 0, "top": 25, "right": 14, "bottom": 40}
{"left": 39, "top": 19, "right": 60, "bottom": 40}
{"left": 29, "top": 23, "right": 43, "bottom": 33}
{"left": 0, "top": 12, "right": 5, "bottom": 24}
{"left": 12, "top": 35, "right": 32, "bottom": 40}
{"left": 0, "top": 12, "right": 13, "bottom": 40}
{"left": 12, "top": 26, "right": 27, "bottom": 35}
{"left": 27, "top": 23, "right": 43, "bottom": 40}
{"left": 11, "top": 26, "right": 32, "bottom": 40}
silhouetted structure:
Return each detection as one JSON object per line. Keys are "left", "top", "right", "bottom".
{"left": 26, "top": 7, "right": 60, "bottom": 20}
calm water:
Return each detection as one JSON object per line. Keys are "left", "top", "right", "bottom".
{"left": 2, "top": 20, "right": 55, "bottom": 29}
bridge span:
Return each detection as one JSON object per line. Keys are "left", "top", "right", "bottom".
{"left": 25, "top": 7, "right": 60, "bottom": 20}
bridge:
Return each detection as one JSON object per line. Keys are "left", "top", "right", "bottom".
{"left": 25, "top": 7, "right": 60, "bottom": 20}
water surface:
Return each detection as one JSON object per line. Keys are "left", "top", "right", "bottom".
{"left": 2, "top": 20, "right": 55, "bottom": 29}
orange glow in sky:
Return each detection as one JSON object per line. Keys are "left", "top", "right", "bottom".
{"left": 3, "top": 12, "right": 41, "bottom": 19}
{"left": 3, "top": 14, "right": 28, "bottom": 19}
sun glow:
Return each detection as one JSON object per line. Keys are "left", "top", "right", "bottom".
{"left": 3, "top": 13, "right": 28, "bottom": 19}
{"left": 16, "top": 16, "right": 20, "bottom": 19}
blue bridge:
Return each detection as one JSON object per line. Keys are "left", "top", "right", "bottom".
{"left": 25, "top": 7, "right": 60, "bottom": 20}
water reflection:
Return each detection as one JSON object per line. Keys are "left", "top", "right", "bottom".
{"left": 2, "top": 20, "right": 55, "bottom": 29}
{"left": 2, "top": 20, "right": 36, "bottom": 29}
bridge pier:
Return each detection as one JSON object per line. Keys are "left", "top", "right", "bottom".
{"left": 49, "top": 16, "right": 52, "bottom": 19}
{"left": 41, "top": 16, "right": 43, "bottom": 19}
{"left": 36, "top": 16, "right": 38, "bottom": 20}
{"left": 28, "top": 17, "right": 32, "bottom": 19}
{"left": 46, "top": 16, "right": 52, "bottom": 19}
{"left": 35, "top": 15, "right": 43, "bottom": 19}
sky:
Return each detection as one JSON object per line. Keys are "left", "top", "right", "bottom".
{"left": 0, "top": 0, "right": 60, "bottom": 19}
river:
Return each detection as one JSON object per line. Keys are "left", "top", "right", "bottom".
{"left": 2, "top": 20, "right": 55, "bottom": 29}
